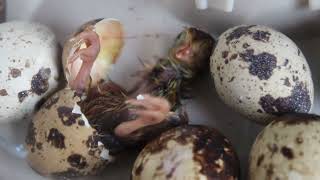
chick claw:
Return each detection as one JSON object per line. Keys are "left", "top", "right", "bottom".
{"left": 68, "top": 29, "right": 101, "bottom": 92}
{"left": 114, "top": 94, "right": 171, "bottom": 137}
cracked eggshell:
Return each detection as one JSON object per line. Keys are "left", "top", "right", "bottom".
{"left": 62, "top": 18, "right": 124, "bottom": 88}
{"left": 26, "top": 88, "right": 112, "bottom": 178}
{"left": 132, "top": 125, "right": 239, "bottom": 180}
{"left": 249, "top": 114, "right": 320, "bottom": 180}
{"left": 0, "top": 21, "right": 60, "bottom": 123}
{"left": 210, "top": 25, "right": 314, "bottom": 124}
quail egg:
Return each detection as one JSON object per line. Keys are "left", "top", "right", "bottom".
{"left": 210, "top": 25, "right": 314, "bottom": 124}
{"left": 132, "top": 125, "right": 239, "bottom": 180}
{"left": 249, "top": 114, "right": 320, "bottom": 180}
{"left": 0, "top": 21, "right": 60, "bottom": 123}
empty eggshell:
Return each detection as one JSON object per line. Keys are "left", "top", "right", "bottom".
{"left": 0, "top": 21, "right": 60, "bottom": 123}
{"left": 210, "top": 25, "right": 314, "bottom": 124}
{"left": 249, "top": 114, "right": 320, "bottom": 180}
{"left": 132, "top": 125, "right": 240, "bottom": 180}
{"left": 26, "top": 88, "right": 112, "bottom": 178}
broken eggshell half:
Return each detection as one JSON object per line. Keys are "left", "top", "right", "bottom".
{"left": 62, "top": 18, "right": 124, "bottom": 92}
{"left": 0, "top": 21, "right": 60, "bottom": 123}
{"left": 132, "top": 125, "right": 240, "bottom": 180}
{"left": 25, "top": 85, "right": 182, "bottom": 178}
{"left": 26, "top": 88, "right": 112, "bottom": 178}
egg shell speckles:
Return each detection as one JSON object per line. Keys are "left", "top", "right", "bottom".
{"left": 132, "top": 125, "right": 239, "bottom": 180}
{"left": 210, "top": 25, "right": 314, "bottom": 124}
{"left": 26, "top": 88, "right": 110, "bottom": 178}
{"left": 249, "top": 114, "right": 320, "bottom": 180}
{"left": 0, "top": 21, "right": 60, "bottom": 123}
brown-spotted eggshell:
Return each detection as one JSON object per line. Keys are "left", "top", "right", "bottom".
{"left": 210, "top": 25, "right": 314, "bottom": 124}
{"left": 132, "top": 125, "right": 239, "bottom": 180}
{"left": 26, "top": 88, "right": 111, "bottom": 178}
{"left": 249, "top": 114, "right": 320, "bottom": 180}
{"left": 0, "top": 21, "right": 60, "bottom": 123}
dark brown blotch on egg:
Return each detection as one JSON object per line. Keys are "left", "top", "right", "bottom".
{"left": 25, "top": 121, "right": 36, "bottom": 147}
{"left": 191, "top": 126, "right": 239, "bottom": 179}
{"left": 243, "top": 43, "right": 250, "bottom": 48}
{"left": 226, "top": 25, "right": 256, "bottom": 44}
{"left": 283, "top": 77, "right": 291, "bottom": 87}
{"left": 137, "top": 125, "right": 240, "bottom": 179}
{"left": 78, "top": 120, "right": 85, "bottom": 126}
{"left": 0, "top": 89, "right": 8, "bottom": 96}
{"left": 67, "top": 154, "right": 88, "bottom": 169}
{"left": 18, "top": 90, "right": 30, "bottom": 103}
{"left": 252, "top": 30, "right": 271, "bottom": 42}
{"left": 57, "top": 106, "right": 81, "bottom": 126}
{"left": 257, "top": 154, "right": 265, "bottom": 167}
{"left": 31, "top": 68, "right": 51, "bottom": 95}
{"left": 47, "top": 128, "right": 66, "bottom": 149}
{"left": 9, "top": 67, "right": 21, "bottom": 78}
{"left": 222, "top": 51, "right": 229, "bottom": 59}
{"left": 36, "top": 142, "right": 43, "bottom": 150}
{"left": 239, "top": 49, "right": 277, "bottom": 80}
{"left": 258, "top": 83, "right": 311, "bottom": 115}
{"left": 281, "top": 146, "right": 294, "bottom": 160}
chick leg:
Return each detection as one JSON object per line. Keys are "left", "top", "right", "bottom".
{"left": 114, "top": 94, "right": 171, "bottom": 137}
{"left": 68, "top": 30, "right": 100, "bottom": 92}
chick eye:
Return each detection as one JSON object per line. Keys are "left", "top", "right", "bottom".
{"left": 175, "top": 31, "right": 186, "bottom": 43}
{"left": 175, "top": 33, "right": 183, "bottom": 41}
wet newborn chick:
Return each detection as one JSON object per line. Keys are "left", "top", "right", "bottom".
{"left": 69, "top": 26, "right": 214, "bottom": 153}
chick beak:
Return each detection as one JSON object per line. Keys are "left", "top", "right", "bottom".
{"left": 170, "top": 28, "right": 215, "bottom": 71}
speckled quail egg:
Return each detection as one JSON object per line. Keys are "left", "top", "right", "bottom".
{"left": 132, "top": 125, "right": 239, "bottom": 180}
{"left": 210, "top": 25, "right": 314, "bottom": 124}
{"left": 249, "top": 114, "right": 320, "bottom": 180}
{"left": 26, "top": 88, "right": 112, "bottom": 178}
{"left": 0, "top": 21, "right": 60, "bottom": 123}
